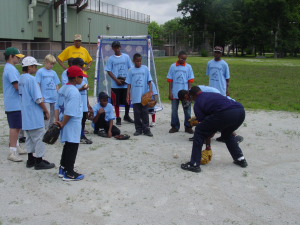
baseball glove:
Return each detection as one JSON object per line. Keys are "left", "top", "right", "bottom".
{"left": 141, "top": 92, "right": 153, "bottom": 107}
{"left": 200, "top": 149, "right": 213, "bottom": 165}
{"left": 189, "top": 116, "right": 199, "bottom": 127}
{"left": 114, "top": 134, "right": 130, "bottom": 140}
{"left": 43, "top": 123, "right": 61, "bottom": 145}
{"left": 148, "top": 100, "right": 157, "bottom": 108}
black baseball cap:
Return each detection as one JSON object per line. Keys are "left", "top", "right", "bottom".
{"left": 111, "top": 41, "right": 121, "bottom": 48}
{"left": 72, "top": 57, "right": 87, "bottom": 66}
{"left": 98, "top": 92, "right": 109, "bottom": 100}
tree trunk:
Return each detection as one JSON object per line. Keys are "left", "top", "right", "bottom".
{"left": 274, "top": 21, "right": 280, "bottom": 58}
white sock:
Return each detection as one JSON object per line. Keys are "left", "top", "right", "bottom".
{"left": 16, "top": 140, "right": 20, "bottom": 147}
{"left": 10, "top": 147, "right": 17, "bottom": 152}
{"left": 237, "top": 156, "right": 245, "bottom": 161}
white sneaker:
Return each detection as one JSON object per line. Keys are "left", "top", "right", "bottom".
{"left": 150, "top": 122, "right": 156, "bottom": 127}
{"left": 17, "top": 146, "right": 27, "bottom": 155}
{"left": 8, "top": 151, "right": 23, "bottom": 162}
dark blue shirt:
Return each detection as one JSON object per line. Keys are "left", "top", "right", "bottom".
{"left": 194, "top": 92, "right": 244, "bottom": 122}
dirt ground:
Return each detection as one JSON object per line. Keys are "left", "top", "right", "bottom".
{"left": 0, "top": 96, "right": 299, "bottom": 225}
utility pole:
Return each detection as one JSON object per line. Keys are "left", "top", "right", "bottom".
{"left": 61, "top": 0, "right": 65, "bottom": 50}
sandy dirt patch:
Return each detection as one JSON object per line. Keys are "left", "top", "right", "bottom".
{"left": 0, "top": 96, "right": 299, "bottom": 225}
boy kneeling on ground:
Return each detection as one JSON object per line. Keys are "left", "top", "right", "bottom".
{"left": 92, "top": 92, "right": 120, "bottom": 138}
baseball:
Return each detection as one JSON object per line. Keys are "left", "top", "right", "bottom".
{"left": 173, "top": 153, "right": 179, "bottom": 159}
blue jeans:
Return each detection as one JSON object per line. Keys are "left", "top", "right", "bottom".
{"left": 171, "top": 99, "right": 192, "bottom": 130}
{"left": 190, "top": 108, "right": 245, "bottom": 165}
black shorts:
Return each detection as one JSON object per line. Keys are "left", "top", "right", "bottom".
{"left": 111, "top": 88, "right": 128, "bottom": 106}
{"left": 6, "top": 111, "right": 22, "bottom": 129}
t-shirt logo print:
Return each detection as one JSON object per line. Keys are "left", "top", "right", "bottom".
{"left": 118, "top": 65, "right": 126, "bottom": 78}
{"left": 211, "top": 70, "right": 219, "bottom": 81}
{"left": 46, "top": 79, "right": 56, "bottom": 90}
{"left": 176, "top": 74, "right": 184, "bottom": 83}
{"left": 135, "top": 76, "right": 142, "bottom": 86}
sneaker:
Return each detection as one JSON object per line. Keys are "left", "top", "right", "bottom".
{"left": 98, "top": 129, "right": 108, "bottom": 137}
{"left": 185, "top": 127, "right": 194, "bottom": 134}
{"left": 34, "top": 160, "right": 55, "bottom": 170}
{"left": 17, "top": 146, "right": 27, "bottom": 155}
{"left": 80, "top": 137, "right": 93, "bottom": 144}
{"left": 134, "top": 131, "right": 142, "bottom": 136}
{"left": 143, "top": 130, "right": 153, "bottom": 137}
{"left": 58, "top": 166, "right": 66, "bottom": 178}
{"left": 62, "top": 171, "right": 85, "bottom": 181}
{"left": 235, "top": 135, "right": 244, "bottom": 143}
{"left": 150, "top": 122, "right": 156, "bottom": 127}
{"left": 233, "top": 159, "right": 248, "bottom": 168}
{"left": 169, "top": 127, "right": 179, "bottom": 133}
{"left": 19, "top": 137, "right": 26, "bottom": 143}
{"left": 26, "top": 158, "right": 36, "bottom": 168}
{"left": 7, "top": 151, "right": 23, "bottom": 162}
{"left": 124, "top": 115, "right": 134, "bottom": 123}
{"left": 181, "top": 162, "right": 201, "bottom": 173}
{"left": 116, "top": 117, "right": 121, "bottom": 126}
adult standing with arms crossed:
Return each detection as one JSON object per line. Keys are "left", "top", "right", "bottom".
{"left": 2, "top": 47, "right": 27, "bottom": 162}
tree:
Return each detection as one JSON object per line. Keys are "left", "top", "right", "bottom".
{"left": 177, "top": 0, "right": 300, "bottom": 57}
{"left": 148, "top": 21, "right": 164, "bottom": 46}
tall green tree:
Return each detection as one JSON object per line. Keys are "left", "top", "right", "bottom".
{"left": 177, "top": 0, "right": 300, "bottom": 56}
{"left": 148, "top": 21, "right": 164, "bottom": 46}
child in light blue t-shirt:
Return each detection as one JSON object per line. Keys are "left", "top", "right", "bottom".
{"left": 92, "top": 92, "right": 120, "bottom": 138}
{"left": 36, "top": 54, "right": 61, "bottom": 129}
{"left": 126, "top": 53, "right": 153, "bottom": 137}
{"left": 206, "top": 46, "right": 230, "bottom": 96}
{"left": 167, "top": 51, "right": 194, "bottom": 134}
{"left": 19, "top": 56, "right": 55, "bottom": 170}
{"left": 55, "top": 65, "right": 86, "bottom": 181}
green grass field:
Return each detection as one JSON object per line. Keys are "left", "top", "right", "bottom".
{"left": 1, "top": 56, "right": 300, "bottom": 112}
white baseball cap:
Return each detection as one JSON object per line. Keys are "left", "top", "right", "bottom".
{"left": 22, "top": 56, "right": 43, "bottom": 67}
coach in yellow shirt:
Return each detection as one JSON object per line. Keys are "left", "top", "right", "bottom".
{"left": 57, "top": 34, "right": 93, "bottom": 74}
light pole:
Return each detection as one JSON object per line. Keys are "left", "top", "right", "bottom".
{"left": 88, "top": 18, "right": 91, "bottom": 45}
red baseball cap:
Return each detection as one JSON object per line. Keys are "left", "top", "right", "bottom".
{"left": 67, "top": 65, "right": 88, "bottom": 78}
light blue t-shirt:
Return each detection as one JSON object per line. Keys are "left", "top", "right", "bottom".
{"left": 61, "top": 69, "right": 68, "bottom": 85}
{"left": 62, "top": 70, "right": 88, "bottom": 112}
{"left": 36, "top": 67, "right": 61, "bottom": 103}
{"left": 206, "top": 59, "right": 230, "bottom": 96}
{"left": 76, "top": 77, "right": 88, "bottom": 112}
{"left": 3, "top": 63, "right": 21, "bottom": 111}
{"left": 198, "top": 85, "right": 235, "bottom": 101}
{"left": 19, "top": 73, "right": 44, "bottom": 130}
{"left": 56, "top": 85, "right": 83, "bottom": 143}
{"left": 198, "top": 85, "right": 221, "bottom": 94}
{"left": 126, "top": 65, "right": 153, "bottom": 104}
{"left": 167, "top": 63, "right": 194, "bottom": 99}
{"left": 105, "top": 53, "right": 133, "bottom": 89}
{"left": 93, "top": 102, "right": 115, "bottom": 121}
